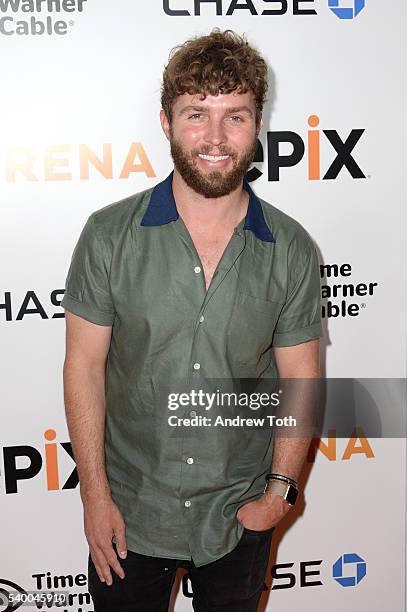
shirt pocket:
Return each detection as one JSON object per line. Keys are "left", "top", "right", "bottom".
{"left": 227, "top": 291, "right": 285, "bottom": 366}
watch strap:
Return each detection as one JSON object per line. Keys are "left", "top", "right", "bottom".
{"left": 264, "top": 478, "right": 298, "bottom": 505}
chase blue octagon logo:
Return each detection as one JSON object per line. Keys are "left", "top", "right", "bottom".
{"left": 328, "top": 0, "right": 365, "bottom": 19}
{"left": 333, "top": 553, "right": 367, "bottom": 587}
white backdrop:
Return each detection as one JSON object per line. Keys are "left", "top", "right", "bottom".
{"left": 1, "top": 1, "right": 406, "bottom": 610}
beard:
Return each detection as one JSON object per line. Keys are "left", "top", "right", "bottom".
{"left": 169, "top": 128, "right": 258, "bottom": 198}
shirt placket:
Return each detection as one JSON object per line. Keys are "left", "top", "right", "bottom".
{"left": 173, "top": 218, "right": 247, "bottom": 558}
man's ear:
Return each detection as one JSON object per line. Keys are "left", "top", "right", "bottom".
{"left": 160, "top": 109, "right": 171, "bottom": 141}
{"left": 256, "top": 114, "right": 264, "bottom": 137}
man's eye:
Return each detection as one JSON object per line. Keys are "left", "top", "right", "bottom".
{"left": 229, "top": 116, "right": 243, "bottom": 123}
{"left": 189, "top": 113, "right": 202, "bottom": 120}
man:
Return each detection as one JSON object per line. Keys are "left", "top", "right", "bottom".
{"left": 62, "top": 29, "right": 322, "bottom": 612}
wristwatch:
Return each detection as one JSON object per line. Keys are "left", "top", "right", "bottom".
{"left": 263, "top": 478, "right": 298, "bottom": 506}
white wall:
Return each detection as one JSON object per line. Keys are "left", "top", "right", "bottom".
{"left": 1, "top": 1, "right": 405, "bottom": 610}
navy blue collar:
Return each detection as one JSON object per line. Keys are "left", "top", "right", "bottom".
{"left": 140, "top": 171, "right": 275, "bottom": 243}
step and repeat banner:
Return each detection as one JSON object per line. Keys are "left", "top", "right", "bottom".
{"left": 1, "top": 1, "right": 406, "bottom": 611}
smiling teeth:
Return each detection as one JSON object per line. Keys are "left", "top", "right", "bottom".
{"left": 198, "top": 154, "right": 229, "bottom": 161}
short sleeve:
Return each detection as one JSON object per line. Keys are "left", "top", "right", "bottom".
{"left": 61, "top": 215, "right": 115, "bottom": 326}
{"left": 272, "top": 239, "right": 323, "bottom": 347}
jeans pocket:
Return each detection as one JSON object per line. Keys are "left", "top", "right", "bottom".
{"left": 243, "top": 525, "right": 275, "bottom": 536}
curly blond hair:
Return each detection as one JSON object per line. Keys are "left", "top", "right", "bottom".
{"left": 161, "top": 29, "right": 268, "bottom": 125}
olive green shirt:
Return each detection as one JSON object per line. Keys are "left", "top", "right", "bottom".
{"left": 61, "top": 172, "right": 323, "bottom": 567}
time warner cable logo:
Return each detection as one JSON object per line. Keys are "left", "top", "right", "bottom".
{"left": 0, "top": 0, "right": 87, "bottom": 36}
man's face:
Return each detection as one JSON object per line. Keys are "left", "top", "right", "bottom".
{"left": 161, "top": 90, "right": 261, "bottom": 198}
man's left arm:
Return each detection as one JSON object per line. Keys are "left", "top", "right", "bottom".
{"left": 269, "top": 338, "right": 321, "bottom": 482}
{"left": 237, "top": 232, "right": 323, "bottom": 531}
{"left": 236, "top": 339, "right": 320, "bottom": 530}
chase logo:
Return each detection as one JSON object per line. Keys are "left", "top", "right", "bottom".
{"left": 332, "top": 553, "right": 367, "bottom": 587}
{"left": 328, "top": 0, "right": 365, "bottom": 19}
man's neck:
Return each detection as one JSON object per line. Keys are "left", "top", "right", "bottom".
{"left": 172, "top": 168, "right": 249, "bottom": 233}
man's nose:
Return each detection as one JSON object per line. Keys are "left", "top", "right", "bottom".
{"left": 203, "top": 119, "right": 226, "bottom": 147}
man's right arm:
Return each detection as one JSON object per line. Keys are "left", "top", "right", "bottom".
{"left": 63, "top": 310, "right": 126, "bottom": 586}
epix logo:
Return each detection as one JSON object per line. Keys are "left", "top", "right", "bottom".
{"left": 1, "top": 429, "right": 78, "bottom": 494}
{"left": 333, "top": 553, "right": 367, "bottom": 586}
{"left": 328, "top": 0, "right": 365, "bottom": 20}
{"left": 247, "top": 115, "right": 365, "bottom": 182}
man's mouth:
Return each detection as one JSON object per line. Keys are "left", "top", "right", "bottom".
{"left": 198, "top": 154, "right": 230, "bottom": 162}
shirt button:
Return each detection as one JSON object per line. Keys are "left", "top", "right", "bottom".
{"left": 186, "top": 457, "right": 194, "bottom": 465}
{"left": 190, "top": 410, "right": 197, "bottom": 417}
{"left": 194, "top": 266, "right": 201, "bottom": 274}
{"left": 199, "top": 315, "right": 205, "bottom": 323}
{"left": 184, "top": 500, "right": 191, "bottom": 508}
{"left": 193, "top": 363, "right": 201, "bottom": 370}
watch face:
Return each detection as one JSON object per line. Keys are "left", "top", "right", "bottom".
{"left": 286, "top": 486, "right": 298, "bottom": 505}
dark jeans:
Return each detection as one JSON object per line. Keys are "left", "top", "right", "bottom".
{"left": 88, "top": 526, "right": 274, "bottom": 612}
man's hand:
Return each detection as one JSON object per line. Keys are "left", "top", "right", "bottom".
{"left": 83, "top": 494, "right": 128, "bottom": 586}
{"left": 236, "top": 493, "right": 292, "bottom": 531}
